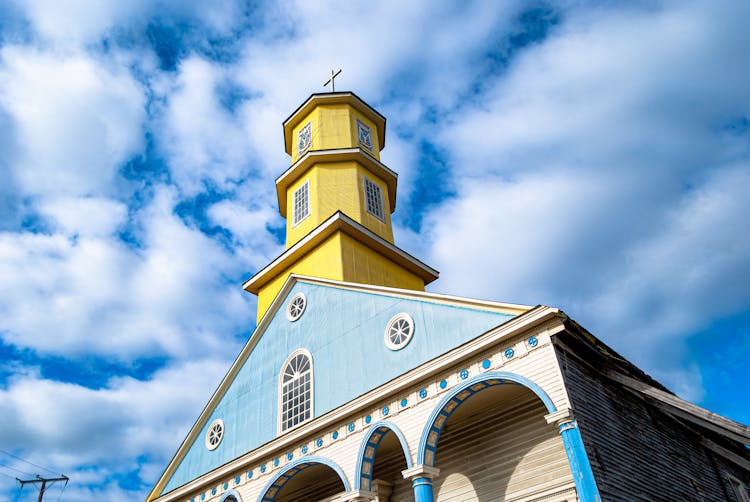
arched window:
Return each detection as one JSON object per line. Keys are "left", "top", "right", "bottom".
{"left": 280, "top": 350, "right": 313, "bottom": 432}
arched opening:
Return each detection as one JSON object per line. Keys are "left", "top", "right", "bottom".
{"left": 355, "top": 422, "right": 412, "bottom": 501}
{"left": 257, "top": 458, "right": 348, "bottom": 502}
{"left": 219, "top": 490, "right": 241, "bottom": 502}
{"left": 419, "top": 372, "right": 577, "bottom": 502}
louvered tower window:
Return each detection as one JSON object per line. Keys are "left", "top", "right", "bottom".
{"left": 280, "top": 351, "right": 313, "bottom": 432}
{"left": 364, "top": 177, "right": 385, "bottom": 221}
{"left": 292, "top": 180, "right": 310, "bottom": 226}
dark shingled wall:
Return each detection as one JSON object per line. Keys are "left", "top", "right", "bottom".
{"left": 553, "top": 334, "right": 750, "bottom": 502}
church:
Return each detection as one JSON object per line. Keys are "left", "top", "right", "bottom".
{"left": 147, "top": 90, "right": 750, "bottom": 502}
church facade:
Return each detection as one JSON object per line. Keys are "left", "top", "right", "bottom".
{"left": 147, "top": 92, "right": 750, "bottom": 502}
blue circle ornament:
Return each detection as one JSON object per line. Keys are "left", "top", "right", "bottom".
{"left": 211, "top": 488, "right": 217, "bottom": 496}
{"left": 365, "top": 415, "right": 372, "bottom": 424}
{"left": 273, "top": 458, "right": 279, "bottom": 467}
{"left": 260, "top": 464, "right": 266, "bottom": 473}
{"left": 332, "top": 430, "right": 339, "bottom": 440}
{"left": 400, "top": 398, "right": 408, "bottom": 407}
{"left": 316, "top": 438, "right": 323, "bottom": 447}
{"left": 382, "top": 405, "right": 389, "bottom": 416}
{"left": 504, "top": 347, "right": 515, "bottom": 359}
{"left": 459, "top": 369, "right": 469, "bottom": 380}
{"left": 287, "top": 451, "right": 293, "bottom": 460}
{"left": 235, "top": 476, "right": 240, "bottom": 485}
{"left": 223, "top": 482, "right": 228, "bottom": 490}
{"left": 247, "top": 470, "right": 253, "bottom": 479}
{"left": 439, "top": 379, "right": 447, "bottom": 389}
{"left": 301, "top": 445, "right": 308, "bottom": 454}
{"left": 419, "top": 388, "right": 427, "bottom": 398}
{"left": 348, "top": 422, "right": 355, "bottom": 432}
{"left": 201, "top": 494, "right": 205, "bottom": 501}
{"left": 528, "top": 336, "right": 539, "bottom": 347}
{"left": 482, "top": 359, "right": 491, "bottom": 369}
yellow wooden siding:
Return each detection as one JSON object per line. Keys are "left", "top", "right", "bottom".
{"left": 355, "top": 170, "right": 393, "bottom": 241}
{"left": 256, "top": 233, "right": 344, "bottom": 321}
{"left": 339, "top": 233, "right": 424, "bottom": 291}
{"left": 289, "top": 104, "right": 381, "bottom": 164}
{"left": 285, "top": 163, "right": 394, "bottom": 248}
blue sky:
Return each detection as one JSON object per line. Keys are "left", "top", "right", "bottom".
{"left": 0, "top": 1, "right": 748, "bottom": 500}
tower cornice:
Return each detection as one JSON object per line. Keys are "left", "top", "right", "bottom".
{"left": 243, "top": 211, "right": 438, "bottom": 295}
{"left": 275, "top": 147, "right": 398, "bottom": 218}
{"left": 283, "top": 92, "right": 386, "bottom": 155}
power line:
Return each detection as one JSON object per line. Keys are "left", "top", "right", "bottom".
{"left": 0, "top": 451, "right": 58, "bottom": 477}
{"left": 0, "top": 464, "right": 34, "bottom": 478}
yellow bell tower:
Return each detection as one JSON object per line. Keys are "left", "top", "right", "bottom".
{"left": 244, "top": 91, "right": 439, "bottom": 321}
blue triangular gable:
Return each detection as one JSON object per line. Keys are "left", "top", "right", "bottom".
{"left": 162, "top": 281, "right": 516, "bottom": 494}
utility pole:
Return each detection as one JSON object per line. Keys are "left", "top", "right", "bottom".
{"left": 16, "top": 475, "right": 69, "bottom": 502}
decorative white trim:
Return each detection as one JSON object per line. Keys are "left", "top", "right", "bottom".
{"left": 205, "top": 418, "right": 224, "bottom": 451}
{"left": 286, "top": 293, "right": 307, "bottom": 322}
{"left": 278, "top": 349, "right": 314, "bottom": 434}
{"left": 401, "top": 464, "right": 440, "bottom": 480}
{"left": 545, "top": 408, "right": 574, "bottom": 426}
{"left": 341, "top": 490, "right": 376, "bottom": 502}
{"left": 384, "top": 313, "right": 414, "bottom": 350}
{"left": 147, "top": 293, "right": 556, "bottom": 502}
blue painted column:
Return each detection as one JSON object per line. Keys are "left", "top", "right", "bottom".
{"left": 402, "top": 465, "right": 440, "bottom": 502}
{"left": 412, "top": 476, "right": 435, "bottom": 502}
{"left": 559, "top": 419, "right": 601, "bottom": 502}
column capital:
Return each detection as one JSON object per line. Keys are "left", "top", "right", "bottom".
{"left": 545, "top": 407, "right": 574, "bottom": 427}
{"left": 401, "top": 464, "right": 440, "bottom": 481}
{"left": 341, "top": 489, "right": 376, "bottom": 502}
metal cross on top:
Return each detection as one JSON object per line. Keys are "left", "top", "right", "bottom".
{"left": 323, "top": 68, "right": 342, "bottom": 92}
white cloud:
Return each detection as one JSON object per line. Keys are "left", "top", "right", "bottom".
{"left": 38, "top": 196, "right": 128, "bottom": 237}
{"left": 423, "top": 2, "right": 750, "bottom": 397}
{"left": 0, "top": 186, "right": 254, "bottom": 359}
{"left": 12, "top": 0, "right": 246, "bottom": 47}
{"left": 154, "top": 57, "right": 255, "bottom": 195}
{"left": 0, "top": 357, "right": 228, "bottom": 501}
{"left": 0, "top": 47, "right": 146, "bottom": 198}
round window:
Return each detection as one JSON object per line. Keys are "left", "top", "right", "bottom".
{"left": 286, "top": 293, "right": 307, "bottom": 322}
{"left": 205, "top": 418, "right": 224, "bottom": 450}
{"left": 384, "top": 313, "right": 414, "bottom": 350}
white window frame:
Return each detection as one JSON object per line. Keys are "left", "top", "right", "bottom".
{"left": 286, "top": 292, "right": 307, "bottom": 322}
{"left": 278, "top": 349, "right": 314, "bottom": 434}
{"left": 384, "top": 312, "right": 415, "bottom": 350}
{"left": 292, "top": 179, "right": 310, "bottom": 227}
{"left": 363, "top": 176, "right": 385, "bottom": 222}
{"left": 205, "top": 418, "right": 224, "bottom": 451}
